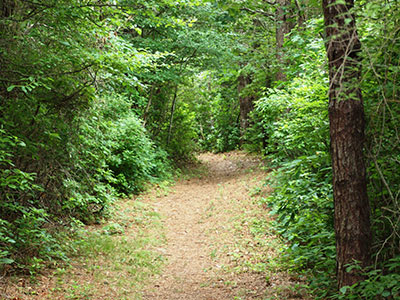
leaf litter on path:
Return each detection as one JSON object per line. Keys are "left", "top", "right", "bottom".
{"left": 142, "top": 151, "right": 309, "bottom": 300}
{"left": 2, "top": 151, "right": 309, "bottom": 300}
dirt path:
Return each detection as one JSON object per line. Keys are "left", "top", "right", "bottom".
{"left": 3, "top": 152, "right": 307, "bottom": 300}
{"left": 141, "top": 152, "right": 306, "bottom": 299}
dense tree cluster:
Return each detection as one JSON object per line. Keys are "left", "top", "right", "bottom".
{"left": 1, "top": 0, "right": 399, "bottom": 298}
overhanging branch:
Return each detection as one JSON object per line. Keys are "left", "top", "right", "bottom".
{"left": 240, "top": 7, "right": 274, "bottom": 19}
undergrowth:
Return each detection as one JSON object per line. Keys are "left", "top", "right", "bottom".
{"left": 34, "top": 199, "right": 165, "bottom": 300}
{"left": 252, "top": 17, "right": 400, "bottom": 300}
{"left": 252, "top": 72, "right": 337, "bottom": 297}
{"left": 0, "top": 92, "right": 172, "bottom": 275}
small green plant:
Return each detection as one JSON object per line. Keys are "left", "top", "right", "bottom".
{"left": 102, "top": 222, "right": 125, "bottom": 235}
{"left": 334, "top": 256, "right": 400, "bottom": 300}
{"left": 210, "top": 248, "right": 218, "bottom": 259}
{"left": 49, "top": 199, "right": 166, "bottom": 299}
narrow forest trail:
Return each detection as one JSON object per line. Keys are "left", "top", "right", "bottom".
{"left": 3, "top": 152, "right": 308, "bottom": 300}
{"left": 143, "top": 152, "right": 266, "bottom": 299}
{"left": 141, "top": 152, "right": 307, "bottom": 300}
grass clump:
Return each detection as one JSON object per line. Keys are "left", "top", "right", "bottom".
{"left": 44, "top": 199, "right": 166, "bottom": 300}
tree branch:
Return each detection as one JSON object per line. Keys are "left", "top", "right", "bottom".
{"left": 240, "top": 7, "right": 274, "bottom": 19}
{"left": 264, "top": 0, "right": 277, "bottom": 5}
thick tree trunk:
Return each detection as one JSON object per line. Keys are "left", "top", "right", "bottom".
{"left": 322, "top": 0, "right": 372, "bottom": 289}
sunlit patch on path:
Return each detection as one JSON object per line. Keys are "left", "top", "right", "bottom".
{"left": 142, "top": 152, "right": 308, "bottom": 300}
{"left": 3, "top": 152, "right": 308, "bottom": 300}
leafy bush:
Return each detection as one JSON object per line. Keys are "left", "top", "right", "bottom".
{"left": 0, "top": 91, "right": 173, "bottom": 272}
{"left": 162, "top": 102, "right": 198, "bottom": 162}
{"left": 335, "top": 256, "right": 400, "bottom": 299}
{"left": 255, "top": 75, "right": 336, "bottom": 296}
{"left": 65, "top": 93, "right": 172, "bottom": 218}
{"left": 106, "top": 95, "right": 172, "bottom": 194}
{"left": 0, "top": 127, "right": 66, "bottom": 272}
{"left": 0, "top": 0, "right": 176, "bottom": 274}
{"left": 358, "top": 0, "right": 400, "bottom": 269}
{"left": 256, "top": 13, "right": 400, "bottom": 298}
{"left": 198, "top": 92, "right": 240, "bottom": 153}
{"left": 262, "top": 153, "right": 336, "bottom": 297}
{"left": 178, "top": 72, "right": 241, "bottom": 154}
{"left": 254, "top": 76, "right": 329, "bottom": 161}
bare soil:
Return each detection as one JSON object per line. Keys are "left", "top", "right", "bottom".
{"left": 142, "top": 152, "right": 307, "bottom": 299}
{"left": 1, "top": 151, "right": 308, "bottom": 300}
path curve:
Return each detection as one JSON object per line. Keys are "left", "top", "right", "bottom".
{"left": 142, "top": 152, "right": 269, "bottom": 299}
{"left": 3, "top": 152, "right": 308, "bottom": 300}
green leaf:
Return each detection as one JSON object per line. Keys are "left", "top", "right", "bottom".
{"left": 7, "top": 85, "right": 16, "bottom": 92}
{"left": 339, "top": 286, "right": 349, "bottom": 294}
{"left": 0, "top": 258, "right": 14, "bottom": 264}
{"left": 134, "top": 27, "right": 142, "bottom": 36}
{"left": 381, "top": 291, "right": 391, "bottom": 297}
{"left": 334, "top": 0, "right": 346, "bottom": 5}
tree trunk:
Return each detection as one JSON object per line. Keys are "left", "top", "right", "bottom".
{"left": 294, "top": 0, "right": 306, "bottom": 29}
{"left": 167, "top": 85, "right": 178, "bottom": 146}
{"left": 322, "top": 0, "right": 372, "bottom": 289}
{"left": 275, "top": 0, "right": 292, "bottom": 81}
{"left": 143, "top": 86, "right": 161, "bottom": 128}
{"left": 238, "top": 73, "right": 254, "bottom": 141}
{"left": 1, "top": 0, "right": 15, "bottom": 18}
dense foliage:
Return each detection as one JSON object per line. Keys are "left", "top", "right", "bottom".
{"left": 245, "top": 4, "right": 400, "bottom": 299}
{"left": 0, "top": 0, "right": 177, "bottom": 271}
{"left": 1, "top": 0, "right": 399, "bottom": 299}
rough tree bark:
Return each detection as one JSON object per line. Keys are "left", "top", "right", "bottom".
{"left": 322, "top": 0, "right": 372, "bottom": 289}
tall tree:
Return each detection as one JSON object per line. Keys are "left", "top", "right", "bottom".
{"left": 322, "top": 0, "right": 372, "bottom": 289}
{"left": 275, "top": 0, "right": 293, "bottom": 81}
{"left": 238, "top": 71, "right": 255, "bottom": 139}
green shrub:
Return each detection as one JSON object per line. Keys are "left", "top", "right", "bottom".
{"left": 359, "top": 1, "right": 400, "bottom": 269}
{"left": 255, "top": 75, "right": 336, "bottom": 297}
{"left": 155, "top": 101, "right": 198, "bottom": 163}
{"left": 335, "top": 256, "right": 400, "bottom": 299}
{"left": 180, "top": 73, "right": 241, "bottom": 154}
{"left": 262, "top": 153, "right": 336, "bottom": 297}
{"left": 0, "top": 127, "right": 66, "bottom": 272}
{"left": 109, "top": 114, "right": 171, "bottom": 194}
{"left": 102, "top": 94, "right": 172, "bottom": 194}
{"left": 254, "top": 77, "right": 329, "bottom": 162}
{"left": 201, "top": 92, "right": 240, "bottom": 153}
{"left": 0, "top": 91, "right": 173, "bottom": 272}
{"left": 63, "top": 93, "right": 172, "bottom": 218}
